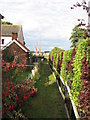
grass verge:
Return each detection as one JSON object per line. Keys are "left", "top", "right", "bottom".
{"left": 21, "top": 60, "right": 68, "bottom": 118}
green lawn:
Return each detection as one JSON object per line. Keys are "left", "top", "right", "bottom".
{"left": 22, "top": 60, "right": 68, "bottom": 118}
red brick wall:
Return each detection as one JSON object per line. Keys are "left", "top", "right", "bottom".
{"left": 3, "top": 42, "right": 27, "bottom": 63}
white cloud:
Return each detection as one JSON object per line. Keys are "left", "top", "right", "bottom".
{"left": 0, "top": 0, "right": 88, "bottom": 51}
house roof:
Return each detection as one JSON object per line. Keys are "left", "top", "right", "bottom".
{"left": 2, "top": 39, "right": 30, "bottom": 52}
{"left": 17, "top": 40, "right": 30, "bottom": 52}
{"left": 2, "top": 25, "right": 22, "bottom": 36}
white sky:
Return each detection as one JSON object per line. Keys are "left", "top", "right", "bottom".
{"left": 0, "top": 0, "right": 88, "bottom": 51}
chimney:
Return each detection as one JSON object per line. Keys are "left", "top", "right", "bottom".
{"left": 12, "top": 32, "right": 18, "bottom": 40}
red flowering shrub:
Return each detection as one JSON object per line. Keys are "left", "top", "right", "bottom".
{"left": 2, "top": 49, "right": 37, "bottom": 119}
{"left": 2, "top": 79, "right": 37, "bottom": 118}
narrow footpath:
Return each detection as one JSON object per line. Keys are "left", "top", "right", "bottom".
{"left": 22, "top": 60, "right": 68, "bottom": 118}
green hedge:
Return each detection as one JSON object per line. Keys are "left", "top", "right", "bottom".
{"left": 60, "top": 49, "right": 73, "bottom": 83}
{"left": 72, "top": 38, "right": 89, "bottom": 106}
{"left": 49, "top": 47, "right": 64, "bottom": 70}
{"left": 49, "top": 38, "right": 90, "bottom": 118}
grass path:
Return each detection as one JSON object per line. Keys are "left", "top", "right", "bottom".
{"left": 22, "top": 61, "right": 68, "bottom": 118}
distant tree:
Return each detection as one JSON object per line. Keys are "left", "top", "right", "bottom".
{"left": 2, "top": 21, "right": 13, "bottom": 25}
{"left": 50, "top": 47, "right": 64, "bottom": 54}
{"left": 69, "top": 25, "right": 88, "bottom": 48}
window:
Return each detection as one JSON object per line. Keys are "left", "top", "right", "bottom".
{"left": 2, "top": 39, "right": 4, "bottom": 44}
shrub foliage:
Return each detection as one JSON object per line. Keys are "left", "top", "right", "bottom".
{"left": 49, "top": 38, "right": 90, "bottom": 119}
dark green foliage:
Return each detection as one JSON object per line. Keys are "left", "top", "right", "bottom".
{"left": 2, "top": 48, "right": 14, "bottom": 62}
{"left": 72, "top": 39, "right": 88, "bottom": 106}
{"left": 2, "top": 21, "right": 13, "bottom": 25}
{"left": 49, "top": 38, "right": 90, "bottom": 119}
{"left": 49, "top": 47, "right": 64, "bottom": 71}
{"left": 60, "top": 49, "right": 74, "bottom": 86}
{"left": 69, "top": 26, "right": 88, "bottom": 48}
{"left": 26, "top": 52, "right": 33, "bottom": 71}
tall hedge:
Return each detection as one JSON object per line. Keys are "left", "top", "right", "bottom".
{"left": 72, "top": 39, "right": 88, "bottom": 105}
{"left": 60, "top": 49, "right": 73, "bottom": 83}
{"left": 49, "top": 38, "right": 90, "bottom": 119}
{"left": 49, "top": 47, "right": 64, "bottom": 71}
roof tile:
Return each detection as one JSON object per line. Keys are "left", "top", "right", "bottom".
{"left": 2, "top": 25, "right": 21, "bottom": 36}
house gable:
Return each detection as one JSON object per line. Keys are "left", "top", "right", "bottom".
{"left": 2, "top": 39, "right": 30, "bottom": 53}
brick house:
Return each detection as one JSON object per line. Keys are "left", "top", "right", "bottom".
{"left": 1, "top": 25, "right": 25, "bottom": 49}
{"left": 1, "top": 23, "right": 31, "bottom": 63}
{"left": 2, "top": 39, "right": 30, "bottom": 63}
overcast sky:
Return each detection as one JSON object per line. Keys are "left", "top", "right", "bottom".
{"left": 0, "top": 0, "right": 88, "bottom": 51}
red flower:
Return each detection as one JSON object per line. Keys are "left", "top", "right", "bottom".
{"left": 23, "top": 66, "right": 26, "bottom": 70}
{"left": 24, "top": 95, "right": 28, "bottom": 100}
{"left": 11, "top": 87, "right": 14, "bottom": 93}
{"left": 11, "top": 64, "right": 14, "bottom": 69}
{"left": 4, "top": 69, "right": 7, "bottom": 73}
{"left": 35, "top": 89, "right": 37, "bottom": 93}
{"left": 8, "top": 106, "right": 11, "bottom": 111}
{"left": 4, "top": 91, "right": 8, "bottom": 98}
{"left": 15, "top": 96, "right": 18, "bottom": 102}
{"left": 29, "top": 91, "right": 34, "bottom": 95}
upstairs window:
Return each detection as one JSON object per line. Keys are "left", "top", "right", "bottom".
{"left": 2, "top": 39, "right": 4, "bottom": 44}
